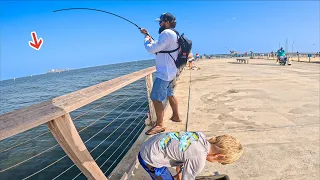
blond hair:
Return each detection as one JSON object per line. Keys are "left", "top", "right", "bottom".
{"left": 208, "top": 134, "right": 243, "bottom": 164}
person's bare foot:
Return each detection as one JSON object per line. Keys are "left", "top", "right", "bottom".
{"left": 170, "top": 116, "right": 182, "bottom": 122}
{"left": 145, "top": 125, "right": 166, "bottom": 135}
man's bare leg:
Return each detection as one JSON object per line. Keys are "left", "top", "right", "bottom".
{"left": 153, "top": 100, "right": 164, "bottom": 126}
{"left": 168, "top": 96, "right": 181, "bottom": 122}
{"left": 145, "top": 100, "right": 165, "bottom": 135}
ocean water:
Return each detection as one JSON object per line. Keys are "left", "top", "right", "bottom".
{"left": 0, "top": 59, "right": 155, "bottom": 180}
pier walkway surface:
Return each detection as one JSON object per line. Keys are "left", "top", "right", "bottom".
{"left": 131, "top": 58, "right": 319, "bottom": 180}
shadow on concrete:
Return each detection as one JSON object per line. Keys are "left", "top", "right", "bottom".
{"left": 227, "top": 62, "right": 247, "bottom": 65}
{"left": 227, "top": 62, "right": 279, "bottom": 66}
{"left": 248, "top": 63, "right": 282, "bottom": 67}
{"left": 293, "top": 61, "right": 320, "bottom": 64}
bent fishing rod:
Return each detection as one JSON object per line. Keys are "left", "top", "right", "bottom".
{"left": 53, "top": 8, "right": 152, "bottom": 37}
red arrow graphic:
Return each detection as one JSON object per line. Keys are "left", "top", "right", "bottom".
{"left": 29, "top": 31, "right": 43, "bottom": 50}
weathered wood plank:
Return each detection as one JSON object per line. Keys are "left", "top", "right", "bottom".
{"left": 0, "top": 66, "right": 156, "bottom": 140}
{"left": 47, "top": 114, "right": 107, "bottom": 180}
{"left": 0, "top": 100, "right": 66, "bottom": 141}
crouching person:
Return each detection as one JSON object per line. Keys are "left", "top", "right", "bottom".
{"left": 138, "top": 131, "right": 243, "bottom": 180}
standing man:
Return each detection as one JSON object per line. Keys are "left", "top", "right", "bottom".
{"left": 140, "top": 13, "right": 181, "bottom": 135}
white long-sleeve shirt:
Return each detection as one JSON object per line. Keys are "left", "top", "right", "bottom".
{"left": 144, "top": 29, "right": 179, "bottom": 81}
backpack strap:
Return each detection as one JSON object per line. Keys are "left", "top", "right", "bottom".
{"left": 158, "top": 29, "right": 180, "bottom": 54}
{"left": 172, "top": 29, "right": 180, "bottom": 36}
{"left": 156, "top": 29, "right": 180, "bottom": 63}
{"left": 158, "top": 46, "right": 180, "bottom": 53}
{"left": 167, "top": 53, "right": 175, "bottom": 63}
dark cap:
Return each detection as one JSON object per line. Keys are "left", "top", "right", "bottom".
{"left": 155, "top": 12, "right": 176, "bottom": 22}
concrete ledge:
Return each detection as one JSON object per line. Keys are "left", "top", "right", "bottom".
{"left": 109, "top": 126, "right": 148, "bottom": 180}
{"left": 109, "top": 72, "right": 182, "bottom": 180}
{"left": 130, "top": 58, "right": 320, "bottom": 180}
{"left": 109, "top": 102, "right": 174, "bottom": 180}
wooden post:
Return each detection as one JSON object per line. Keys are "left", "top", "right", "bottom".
{"left": 145, "top": 74, "right": 156, "bottom": 126}
{"left": 298, "top": 54, "right": 300, "bottom": 62}
{"left": 47, "top": 114, "right": 107, "bottom": 180}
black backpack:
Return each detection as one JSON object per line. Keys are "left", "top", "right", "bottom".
{"left": 158, "top": 29, "right": 192, "bottom": 69}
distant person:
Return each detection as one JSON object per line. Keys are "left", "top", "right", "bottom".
{"left": 138, "top": 132, "right": 243, "bottom": 180}
{"left": 250, "top": 51, "right": 254, "bottom": 58}
{"left": 276, "top": 47, "right": 286, "bottom": 63}
{"left": 187, "top": 51, "right": 195, "bottom": 69}
{"left": 195, "top": 53, "right": 200, "bottom": 60}
{"left": 140, "top": 13, "right": 181, "bottom": 135}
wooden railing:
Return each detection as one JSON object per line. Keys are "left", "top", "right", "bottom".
{"left": 0, "top": 66, "right": 156, "bottom": 180}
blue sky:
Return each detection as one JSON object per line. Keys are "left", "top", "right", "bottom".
{"left": 1, "top": 1, "right": 319, "bottom": 80}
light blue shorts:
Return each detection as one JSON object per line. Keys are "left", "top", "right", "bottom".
{"left": 150, "top": 78, "right": 174, "bottom": 102}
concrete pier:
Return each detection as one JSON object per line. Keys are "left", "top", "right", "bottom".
{"left": 130, "top": 58, "right": 319, "bottom": 180}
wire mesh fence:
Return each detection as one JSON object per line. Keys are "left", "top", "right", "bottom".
{"left": 0, "top": 79, "right": 150, "bottom": 180}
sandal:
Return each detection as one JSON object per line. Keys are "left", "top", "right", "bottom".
{"left": 145, "top": 126, "right": 166, "bottom": 135}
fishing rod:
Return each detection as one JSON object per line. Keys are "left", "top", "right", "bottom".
{"left": 225, "top": 46, "right": 233, "bottom": 53}
{"left": 53, "top": 8, "right": 152, "bottom": 37}
{"left": 185, "top": 68, "right": 192, "bottom": 132}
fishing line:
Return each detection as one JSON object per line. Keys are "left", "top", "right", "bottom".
{"left": 53, "top": 8, "right": 152, "bottom": 37}
{"left": 185, "top": 68, "right": 192, "bottom": 132}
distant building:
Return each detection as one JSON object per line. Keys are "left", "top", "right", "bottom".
{"left": 46, "top": 69, "right": 70, "bottom": 73}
